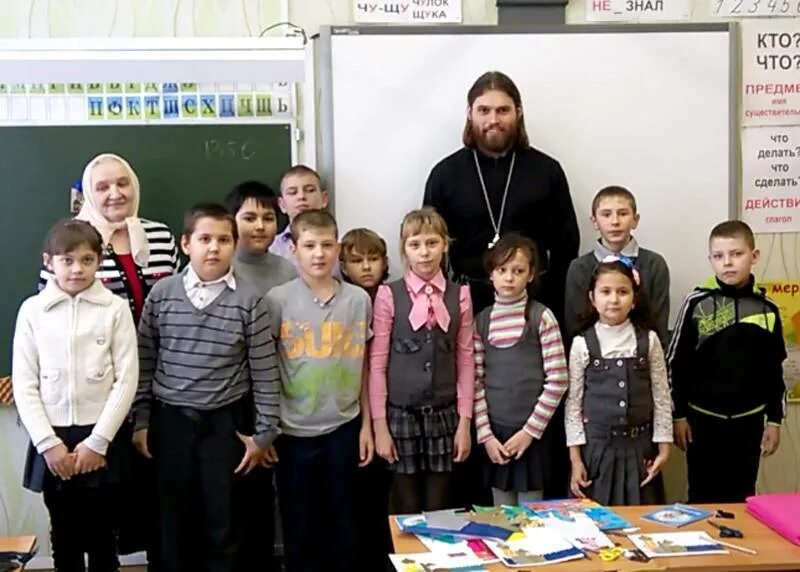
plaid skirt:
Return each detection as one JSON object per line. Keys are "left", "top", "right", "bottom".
{"left": 582, "top": 422, "right": 665, "bottom": 506}
{"left": 387, "top": 403, "right": 457, "bottom": 475}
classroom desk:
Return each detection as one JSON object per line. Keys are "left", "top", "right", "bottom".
{"left": 389, "top": 503, "right": 800, "bottom": 571}
{"left": 0, "top": 536, "right": 36, "bottom": 571}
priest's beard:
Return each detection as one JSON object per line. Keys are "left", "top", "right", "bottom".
{"left": 471, "top": 120, "right": 518, "bottom": 155}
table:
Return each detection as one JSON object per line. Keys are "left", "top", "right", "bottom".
{"left": 0, "top": 536, "right": 36, "bottom": 571}
{"left": 389, "top": 503, "right": 800, "bottom": 571}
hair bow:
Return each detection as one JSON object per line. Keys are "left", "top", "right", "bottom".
{"left": 600, "top": 254, "right": 640, "bottom": 286}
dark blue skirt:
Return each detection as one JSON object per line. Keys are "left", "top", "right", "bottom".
{"left": 482, "top": 421, "right": 552, "bottom": 493}
{"left": 23, "top": 424, "right": 129, "bottom": 493}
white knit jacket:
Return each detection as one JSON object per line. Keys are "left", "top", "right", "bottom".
{"left": 12, "top": 279, "right": 138, "bottom": 455}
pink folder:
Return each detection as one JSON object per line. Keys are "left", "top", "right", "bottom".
{"left": 746, "top": 494, "right": 800, "bottom": 545}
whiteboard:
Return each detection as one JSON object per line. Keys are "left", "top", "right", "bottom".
{"left": 317, "top": 25, "right": 736, "bottom": 325}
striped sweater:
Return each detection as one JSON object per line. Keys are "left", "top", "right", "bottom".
{"left": 134, "top": 269, "right": 280, "bottom": 448}
{"left": 39, "top": 218, "right": 179, "bottom": 318}
{"left": 473, "top": 296, "right": 568, "bottom": 442}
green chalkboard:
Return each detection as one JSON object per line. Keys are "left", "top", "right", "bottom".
{"left": 0, "top": 123, "right": 293, "bottom": 375}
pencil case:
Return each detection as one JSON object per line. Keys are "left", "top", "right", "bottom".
{"left": 746, "top": 493, "right": 800, "bottom": 546}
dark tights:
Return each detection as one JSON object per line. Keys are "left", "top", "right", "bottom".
{"left": 392, "top": 472, "right": 451, "bottom": 514}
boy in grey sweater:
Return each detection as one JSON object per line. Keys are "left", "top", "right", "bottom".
{"left": 266, "top": 210, "right": 373, "bottom": 572}
{"left": 226, "top": 180, "right": 296, "bottom": 296}
{"left": 224, "top": 181, "right": 295, "bottom": 572}
{"left": 133, "top": 203, "right": 280, "bottom": 572}
{"left": 564, "top": 186, "right": 671, "bottom": 347}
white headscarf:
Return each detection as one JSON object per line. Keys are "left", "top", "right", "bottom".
{"left": 75, "top": 153, "right": 150, "bottom": 266}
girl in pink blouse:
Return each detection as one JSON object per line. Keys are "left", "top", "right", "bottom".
{"left": 370, "top": 207, "right": 475, "bottom": 513}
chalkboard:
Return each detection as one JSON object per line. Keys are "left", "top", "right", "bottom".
{"left": 0, "top": 123, "right": 293, "bottom": 375}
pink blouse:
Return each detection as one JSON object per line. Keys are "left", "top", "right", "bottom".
{"left": 368, "top": 270, "right": 475, "bottom": 419}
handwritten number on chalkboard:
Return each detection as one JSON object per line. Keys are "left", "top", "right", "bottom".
{"left": 749, "top": 0, "right": 760, "bottom": 12}
{"left": 713, "top": 0, "right": 724, "bottom": 12}
{"left": 240, "top": 141, "right": 255, "bottom": 160}
{"left": 731, "top": 0, "right": 743, "bottom": 12}
{"left": 204, "top": 139, "right": 255, "bottom": 161}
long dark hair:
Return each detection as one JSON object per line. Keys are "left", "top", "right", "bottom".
{"left": 576, "top": 259, "right": 656, "bottom": 332}
{"left": 462, "top": 71, "right": 530, "bottom": 149}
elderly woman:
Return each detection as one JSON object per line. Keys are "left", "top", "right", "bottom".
{"left": 39, "top": 152, "right": 178, "bottom": 569}
{"left": 40, "top": 153, "right": 178, "bottom": 320}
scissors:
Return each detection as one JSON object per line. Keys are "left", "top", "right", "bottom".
{"left": 709, "top": 520, "right": 743, "bottom": 538}
{"left": 598, "top": 545, "right": 625, "bottom": 562}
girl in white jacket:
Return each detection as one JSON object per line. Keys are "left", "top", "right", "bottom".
{"left": 13, "top": 219, "right": 138, "bottom": 571}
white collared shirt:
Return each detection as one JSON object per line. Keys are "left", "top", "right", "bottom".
{"left": 183, "top": 266, "right": 236, "bottom": 309}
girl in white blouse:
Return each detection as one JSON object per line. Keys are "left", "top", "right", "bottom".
{"left": 565, "top": 256, "right": 672, "bottom": 505}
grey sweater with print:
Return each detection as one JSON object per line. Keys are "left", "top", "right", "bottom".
{"left": 134, "top": 270, "right": 280, "bottom": 448}
{"left": 266, "top": 278, "right": 371, "bottom": 438}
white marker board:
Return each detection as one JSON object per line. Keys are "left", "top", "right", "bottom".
{"left": 316, "top": 25, "right": 737, "bottom": 325}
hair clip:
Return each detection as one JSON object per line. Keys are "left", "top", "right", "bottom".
{"left": 600, "top": 254, "right": 633, "bottom": 268}
{"left": 599, "top": 255, "right": 640, "bottom": 286}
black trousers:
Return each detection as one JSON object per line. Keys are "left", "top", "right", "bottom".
{"left": 354, "top": 458, "right": 393, "bottom": 570}
{"left": 150, "top": 401, "right": 247, "bottom": 572}
{"left": 43, "top": 484, "right": 119, "bottom": 572}
{"left": 542, "top": 402, "right": 569, "bottom": 499}
{"left": 686, "top": 410, "right": 764, "bottom": 504}
{"left": 276, "top": 418, "right": 360, "bottom": 572}
{"left": 116, "top": 420, "right": 162, "bottom": 572}
{"left": 239, "top": 466, "right": 278, "bottom": 572}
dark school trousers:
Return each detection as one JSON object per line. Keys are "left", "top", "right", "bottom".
{"left": 31, "top": 425, "right": 122, "bottom": 572}
{"left": 43, "top": 484, "right": 119, "bottom": 572}
{"left": 240, "top": 466, "right": 278, "bottom": 572}
{"left": 276, "top": 417, "right": 360, "bottom": 572}
{"left": 149, "top": 400, "right": 247, "bottom": 572}
{"left": 355, "top": 457, "right": 393, "bottom": 571}
{"left": 686, "top": 409, "right": 764, "bottom": 504}
{"left": 116, "top": 419, "right": 163, "bottom": 572}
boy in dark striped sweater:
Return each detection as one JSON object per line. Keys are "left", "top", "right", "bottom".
{"left": 132, "top": 203, "right": 280, "bottom": 572}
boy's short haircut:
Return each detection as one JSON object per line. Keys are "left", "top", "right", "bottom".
{"left": 340, "top": 228, "right": 390, "bottom": 282}
{"left": 182, "top": 202, "right": 238, "bottom": 241}
{"left": 224, "top": 180, "right": 278, "bottom": 216}
{"left": 340, "top": 228, "right": 387, "bottom": 260}
{"left": 709, "top": 220, "right": 756, "bottom": 250}
{"left": 279, "top": 165, "right": 323, "bottom": 195}
{"left": 290, "top": 209, "right": 338, "bottom": 243}
{"left": 591, "top": 185, "right": 638, "bottom": 215}
{"left": 44, "top": 218, "right": 103, "bottom": 257}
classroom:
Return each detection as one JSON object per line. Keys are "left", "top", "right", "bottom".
{"left": 0, "top": 1, "right": 799, "bottom": 571}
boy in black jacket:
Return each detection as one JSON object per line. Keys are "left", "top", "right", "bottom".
{"left": 667, "top": 220, "right": 785, "bottom": 503}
